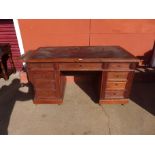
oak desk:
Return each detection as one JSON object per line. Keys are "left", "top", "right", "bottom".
{"left": 22, "top": 46, "right": 139, "bottom": 104}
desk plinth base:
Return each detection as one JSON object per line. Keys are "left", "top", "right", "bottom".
{"left": 34, "top": 99, "right": 129, "bottom": 105}
{"left": 33, "top": 98, "right": 63, "bottom": 104}
{"left": 99, "top": 99, "right": 129, "bottom": 104}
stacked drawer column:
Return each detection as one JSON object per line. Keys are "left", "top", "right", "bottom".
{"left": 27, "top": 62, "right": 63, "bottom": 104}
{"left": 99, "top": 62, "right": 137, "bottom": 104}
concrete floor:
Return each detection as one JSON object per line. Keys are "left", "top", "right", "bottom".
{"left": 0, "top": 72, "right": 155, "bottom": 135}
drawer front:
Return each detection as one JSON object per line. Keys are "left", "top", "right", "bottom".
{"left": 33, "top": 79, "right": 56, "bottom": 90}
{"left": 27, "top": 63, "right": 55, "bottom": 70}
{"left": 59, "top": 63, "right": 103, "bottom": 71}
{"left": 106, "top": 81, "right": 126, "bottom": 90}
{"left": 35, "top": 89, "right": 57, "bottom": 98}
{"left": 106, "top": 63, "right": 130, "bottom": 70}
{"left": 107, "top": 72, "right": 129, "bottom": 81}
{"left": 104, "top": 90, "right": 125, "bottom": 99}
{"left": 28, "top": 70, "right": 56, "bottom": 79}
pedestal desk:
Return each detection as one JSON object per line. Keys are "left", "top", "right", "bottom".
{"left": 22, "top": 46, "right": 139, "bottom": 104}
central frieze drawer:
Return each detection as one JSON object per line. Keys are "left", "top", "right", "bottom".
{"left": 59, "top": 63, "right": 103, "bottom": 71}
{"left": 106, "top": 81, "right": 127, "bottom": 90}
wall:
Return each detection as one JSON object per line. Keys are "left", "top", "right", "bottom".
{"left": 91, "top": 19, "right": 155, "bottom": 56}
{"left": 18, "top": 19, "right": 155, "bottom": 56}
{"left": 18, "top": 19, "right": 90, "bottom": 51}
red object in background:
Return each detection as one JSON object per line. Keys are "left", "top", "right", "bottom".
{"left": 18, "top": 19, "right": 90, "bottom": 51}
{"left": 0, "top": 19, "right": 22, "bottom": 71}
{"left": 90, "top": 19, "right": 155, "bottom": 56}
{"left": 18, "top": 19, "right": 155, "bottom": 57}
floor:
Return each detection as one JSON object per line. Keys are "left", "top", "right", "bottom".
{"left": 0, "top": 72, "right": 155, "bottom": 135}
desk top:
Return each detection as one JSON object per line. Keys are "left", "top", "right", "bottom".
{"left": 22, "top": 46, "right": 139, "bottom": 63}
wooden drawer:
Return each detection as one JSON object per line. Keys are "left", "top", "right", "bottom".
{"left": 28, "top": 70, "right": 56, "bottom": 79}
{"left": 106, "top": 81, "right": 126, "bottom": 90}
{"left": 107, "top": 71, "right": 129, "bottom": 81}
{"left": 104, "top": 90, "right": 125, "bottom": 99}
{"left": 33, "top": 79, "right": 56, "bottom": 90}
{"left": 27, "top": 63, "right": 55, "bottom": 70}
{"left": 35, "top": 89, "right": 57, "bottom": 98}
{"left": 106, "top": 63, "right": 130, "bottom": 70}
{"left": 59, "top": 63, "right": 103, "bottom": 71}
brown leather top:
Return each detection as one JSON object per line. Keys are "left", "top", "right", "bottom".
{"left": 22, "top": 46, "right": 139, "bottom": 63}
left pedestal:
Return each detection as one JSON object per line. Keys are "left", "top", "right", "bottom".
{"left": 27, "top": 62, "right": 66, "bottom": 104}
